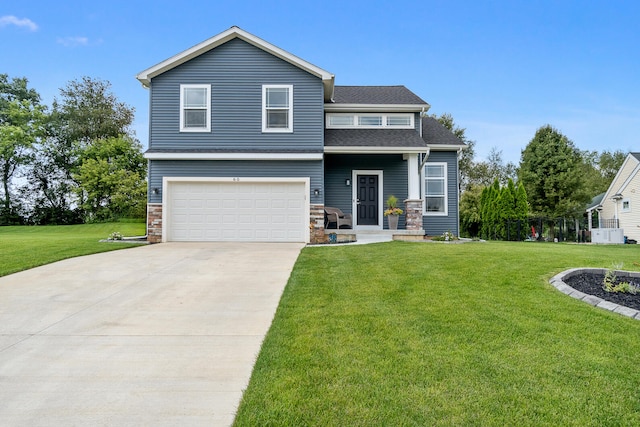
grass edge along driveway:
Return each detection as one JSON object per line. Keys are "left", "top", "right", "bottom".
{"left": 0, "top": 222, "right": 146, "bottom": 277}
{"left": 234, "top": 241, "right": 640, "bottom": 427}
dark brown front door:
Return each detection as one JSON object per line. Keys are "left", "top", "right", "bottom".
{"left": 357, "top": 175, "right": 378, "bottom": 226}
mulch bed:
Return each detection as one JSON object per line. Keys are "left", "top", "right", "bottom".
{"left": 564, "top": 272, "right": 640, "bottom": 311}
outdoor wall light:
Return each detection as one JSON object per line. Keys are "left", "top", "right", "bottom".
{"left": 345, "top": 178, "right": 351, "bottom": 187}
{"left": 313, "top": 188, "right": 320, "bottom": 196}
{"left": 152, "top": 188, "right": 160, "bottom": 195}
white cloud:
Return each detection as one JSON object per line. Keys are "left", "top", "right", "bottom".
{"left": 56, "top": 36, "right": 90, "bottom": 47}
{"left": 0, "top": 15, "right": 38, "bottom": 31}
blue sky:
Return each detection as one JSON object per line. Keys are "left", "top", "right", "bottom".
{"left": 2, "top": 0, "right": 638, "bottom": 164}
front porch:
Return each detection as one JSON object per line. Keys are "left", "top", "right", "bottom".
{"left": 322, "top": 228, "right": 425, "bottom": 244}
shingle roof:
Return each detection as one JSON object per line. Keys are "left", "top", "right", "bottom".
{"left": 421, "top": 116, "right": 465, "bottom": 146}
{"left": 332, "top": 86, "right": 428, "bottom": 105}
{"left": 631, "top": 152, "right": 640, "bottom": 161}
{"left": 586, "top": 192, "right": 605, "bottom": 211}
{"left": 324, "top": 129, "right": 428, "bottom": 148}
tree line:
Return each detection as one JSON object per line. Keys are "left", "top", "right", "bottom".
{"left": 433, "top": 114, "right": 626, "bottom": 239}
{"left": 0, "top": 74, "right": 146, "bottom": 225}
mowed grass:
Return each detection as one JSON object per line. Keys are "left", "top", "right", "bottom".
{"left": 234, "top": 241, "right": 640, "bottom": 426}
{"left": 0, "top": 222, "right": 146, "bottom": 277}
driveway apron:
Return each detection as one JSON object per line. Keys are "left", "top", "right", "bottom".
{"left": 0, "top": 242, "right": 303, "bottom": 426}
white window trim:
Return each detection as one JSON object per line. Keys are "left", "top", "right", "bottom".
{"left": 423, "top": 162, "right": 448, "bottom": 216}
{"left": 622, "top": 198, "right": 631, "bottom": 213}
{"left": 179, "top": 84, "right": 211, "bottom": 132}
{"left": 262, "top": 84, "right": 293, "bottom": 133}
{"left": 326, "top": 113, "right": 414, "bottom": 129}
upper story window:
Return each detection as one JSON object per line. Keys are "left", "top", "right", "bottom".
{"left": 358, "top": 115, "right": 383, "bottom": 126}
{"left": 180, "top": 84, "right": 210, "bottom": 132}
{"left": 263, "top": 85, "right": 293, "bottom": 133}
{"left": 326, "top": 113, "right": 414, "bottom": 129}
{"left": 622, "top": 198, "right": 631, "bottom": 212}
{"left": 424, "top": 162, "right": 447, "bottom": 215}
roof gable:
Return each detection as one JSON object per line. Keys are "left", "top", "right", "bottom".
{"left": 136, "top": 26, "right": 335, "bottom": 101}
{"left": 601, "top": 152, "right": 640, "bottom": 203}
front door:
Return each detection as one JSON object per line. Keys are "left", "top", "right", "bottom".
{"left": 357, "top": 175, "right": 379, "bottom": 226}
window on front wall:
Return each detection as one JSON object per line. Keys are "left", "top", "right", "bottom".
{"left": 424, "top": 163, "right": 447, "bottom": 215}
{"left": 387, "top": 115, "right": 412, "bottom": 126}
{"left": 180, "top": 84, "right": 210, "bottom": 132}
{"left": 263, "top": 85, "right": 293, "bottom": 132}
{"left": 328, "top": 115, "right": 354, "bottom": 126}
{"left": 358, "top": 115, "right": 383, "bottom": 126}
{"left": 326, "top": 113, "right": 414, "bottom": 129}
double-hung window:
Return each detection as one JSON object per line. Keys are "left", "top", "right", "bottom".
{"left": 424, "top": 163, "right": 447, "bottom": 215}
{"left": 263, "top": 85, "right": 293, "bottom": 132}
{"left": 180, "top": 84, "right": 210, "bottom": 132}
{"left": 622, "top": 198, "right": 631, "bottom": 212}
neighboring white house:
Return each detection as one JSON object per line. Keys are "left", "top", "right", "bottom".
{"left": 587, "top": 152, "right": 640, "bottom": 243}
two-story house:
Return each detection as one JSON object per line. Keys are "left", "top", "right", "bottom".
{"left": 136, "top": 26, "right": 465, "bottom": 243}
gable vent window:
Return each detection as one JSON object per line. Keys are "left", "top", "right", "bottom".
{"left": 180, "top": 84, "right": 211, "bottom": 132}
{"left": 387, "top": 115, "right": 412, "bottom": 127}
{"left": 326, "top": 113, "right": 414, "bottom": 129}
{"left": 328, "top": 115, "right": 354, "bottom": 127}
{"left": 263, "top": 85, "right": 293, "bottom": 132}
{"left": 358, "top": 116, "right": 383, "bottom": 126}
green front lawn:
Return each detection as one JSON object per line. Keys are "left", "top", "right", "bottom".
{"left": 234, "top": 241, "right": 640, "bottom": 426}
{"left": 0, "top": 222, "right": 146, "bottom": 277}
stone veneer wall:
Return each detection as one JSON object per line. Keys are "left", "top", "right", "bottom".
{"left": 309, "top": 204, "right": 326, "bottom": 244}
{"left": 404, "top": 199, "right": 423, "bottom": 231}
{"left": 147, "top": 203, "right": 163, "bottom": 243}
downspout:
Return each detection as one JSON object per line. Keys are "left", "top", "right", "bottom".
{"left": 419, "top": 148, "right": 431, "bottom": 171}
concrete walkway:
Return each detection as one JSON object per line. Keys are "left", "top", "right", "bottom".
{"left": 0, "top": 242, "right": 303, "bottom": 426}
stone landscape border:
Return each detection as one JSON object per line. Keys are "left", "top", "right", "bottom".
{"left": 550, "top": 268, "right": 640, "bottom": 320}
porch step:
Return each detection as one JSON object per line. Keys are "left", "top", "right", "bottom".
{"left": 323, "top": 228, "right": 424, "bottom": 244}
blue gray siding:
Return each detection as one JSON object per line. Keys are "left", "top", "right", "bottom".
{"left": 324, "top": 154, "right": 408, "bottom": 229}
{"left": 423, "top": 151, "right": 460, "bottom": 236}
{"left": 148, "top": 160, "right": 324, "bottom": 205}
{"left": 148, "top": 38, "right": 324, "bottom": 152}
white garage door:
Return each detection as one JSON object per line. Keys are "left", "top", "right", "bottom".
{"left": 167, "top": 180, "right": 307, "bottom": 242}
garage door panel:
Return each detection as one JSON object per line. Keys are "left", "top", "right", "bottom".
{"left": 237, "top": 199, "right": 254, "bottom": 209}
{"left": 167, "top": 181, "right": 307, "bottom": 242}
{"left": 205, "top": 199, "right": 222, "bottom": 209}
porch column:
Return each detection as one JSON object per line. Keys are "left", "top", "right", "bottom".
{"left": 403, "top": 153, "right": 423, "bottom": 231}
{"left": 404, "top": 153, "right": 421, "bottom": 199}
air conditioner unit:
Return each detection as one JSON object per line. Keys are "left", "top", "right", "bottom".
{"left": 592, "top": 228, "right": 625, "bottom": 244}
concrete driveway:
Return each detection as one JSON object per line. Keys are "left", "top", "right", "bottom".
{"left": 0, "top": 242, "right": 303, "bottom": 426}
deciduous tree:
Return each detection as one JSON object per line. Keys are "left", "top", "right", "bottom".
{"left": 74, "top": 135, "right": 146, "bottom": 221}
